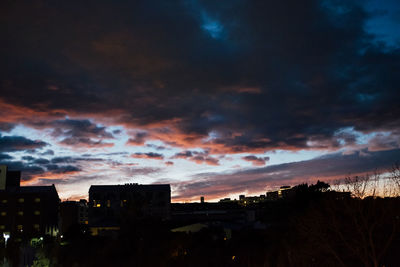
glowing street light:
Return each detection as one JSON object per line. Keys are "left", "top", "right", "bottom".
{"left": 3, "top": 232, "right": 10, "bottom": 247}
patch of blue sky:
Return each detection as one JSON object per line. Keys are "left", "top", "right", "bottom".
{"left": 357, "top": 92, "right": 379, "bottom": 102}
{"left": 264, "top": 150, "right": 325, "bottom": 166}
{"left": 202, "top": 130, "right": 220, "bottom": 142}
{"left": 364, "top": 0, "right": 400, "bottom": 48}
{"left": 202, "top": 18, "right": 224, "bottom": 39}
{"left": 184, "top": 0, "right": 225, "bottom": 39}
{"left": 8, "top": 125, "right": 63, "bottom": 159}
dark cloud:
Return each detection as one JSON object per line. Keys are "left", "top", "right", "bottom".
{"left": 0, "top": 156, "right": 82, "bottom": 182}
{"left": 59, "top": 137, "right": 113, "bottom": 148}
{"left": 39, "top": 119, "right": 115, "bottom": 148}
{"left": 0, "top": 123, "right": 16, "bottom": 132}
{"left": 0, "top": 159, "right": 45, "bottom": 181}
{"left": 112, "top": 129, "right": 122, "bottom": 135}
{"left": 172, "top": 150, "right": 219, "bottom": 166}
{"left": 50, "top": 156, "right": 103, "bottom": 164}
{"left": 51, "top": 118, "right": 113, "bottom": 138}
{"left": 242, "top": 155, "right": 270, "bottom": 166}
{"left": 33, "top": 158, "right": 50, "bottom": 165}
{"left": 0, "top": 135, "right": 48, "bottom": 152}
{"left": 51, "top": 156, "right": 76, "bottom": 164}
{"left": 0, "top": 153, "right": 13, "bottom": 160}
{"left": 0, "top": 0, "right": 399, "bottom": 155}
{"left": 45, "top": 164, "right": 81, "bottom": 174}
{"left": 126, "top": 132, "right": 149, "bottom": 146}
{"left": 22, "top": 156, "right": 34, "bottom": 161}
{"left": 173, "top": 150, "right": 193, "bottom": 159}
{"left": 173, "top": 148, "right": 400, "bottom": 200}
{"left": 131, "top": 152, "right": 164, "bottom": 160}
{"left": 146, "top": 144, "right": 167, "bottom": 150}
{"left": 38, "top": 165, "right": 161, "bottom": 186}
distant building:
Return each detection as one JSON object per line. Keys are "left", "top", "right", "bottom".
{"left": 59, "top": 199, "right": 88, "bottom": 234}
{"left": 0, "top": 165, "right": 60, "bottom": 239}
{"left": 266, "top": 191, "right": 279, "bottom": 200}
{"left": 266, "top": 186, "right": 295, "bottom": 200}
{"left": 278, "top": 186, "right": 295, "bottom": 199}
{"left": 172, "top": 202, "right": 246, "bottom": 224}
{"left": 219, "top": 198, "right": 231, "bottom": 203}
{"left": 88, "top": 184, "right": 171, "bottom": 234}
{"left": 78, "top": 199, "right": 89, "bottom": 225}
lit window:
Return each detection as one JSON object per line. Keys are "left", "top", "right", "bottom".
{"left": 17, "top": 211, "right": 23, "bottom": 216}
{"left": 34, "top": 211, "right": 40, "bottom": 215}
{"left": 34, "top": 198, "right": 40, "bottom": 203}
{"left": 96, "top": 203, "right": 101, "bottom": 208}
{"left": 85, "top": 220, "right": 88, "bottom": 225}
{"left": 0, "top": 225, "right": 4, "bottom": 230}
{"left": 17, "top": 225, "right": 23, "bottom": 230}
{"left": 1, "top": 212, "right": 6, "bottom": 216}
{"left": 107, "top": 200, "right": 111, "bottom": 207}
{"left": 34, "top": 224, "right": 40, "bottom": 230}
{"left": 18, "top": 198, "right": 24, "bottom": 203}
{"left": 1, "top": 199, "right": 7, "bottom": 204}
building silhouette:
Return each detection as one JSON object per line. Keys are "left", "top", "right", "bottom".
{"left": 88, "top": 183, "right": 171, "bottom": 235}
{"left": 0, "top": 165, "right": 60, "bottom": 239}
{"left": 59, "top": 199, "right": 88, "bottom": 234}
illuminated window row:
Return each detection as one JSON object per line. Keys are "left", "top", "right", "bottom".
{"left": 93, "top": 199, "right": 126, "bottom": 207}
{"left": 0, "top": 210, "right": 40, "bottom": 216}
{"left": 0, "top": 198, "right": 41, "bottom": 203}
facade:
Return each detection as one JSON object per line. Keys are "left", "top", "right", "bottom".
{"left": 266, "top": 186, "right": 295, "bottom": 200}
{"left": 88, "top": 183, "right": 171, "bottom": 233}
{"left": 59, "top": 199, "right": 88, "bottom": 234}
{"left": 0, "top": 165, "right": 60, "bottom": 239}
{"left": 78, "top": 199, "right": 89, "bottom": 225}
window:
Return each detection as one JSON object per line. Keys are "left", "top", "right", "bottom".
{"left": 1, "top": 199, "right": 7, "bottom": 204}
{"left": 17, "top": 225, "right": 23, "bottom": 230}
{"left": 0, "top": 225, "right": 4, "bottom": 230}
{"left": 18, "top": 198, "right": 24, "bottom": 203}
{"left": 34, "top": 198, "right": 40, "bottom": 203}
{"left": 107, "top": 200, "right": 111, "bottom": 208}
{"left": 17, "top": 211, "right": 23, "bottom": 216}
{"left": 34, "top": 224, "right": 40, "bottom": 230}
{"left": 34, "top": 211, "right": 40, "bottom": 215}
{"left": 1, "top": 212, "right": 6, "bottom": 216}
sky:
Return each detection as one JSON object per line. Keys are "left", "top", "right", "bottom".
{"left": 0, "top": 0, "right": 399, "bottom": 202}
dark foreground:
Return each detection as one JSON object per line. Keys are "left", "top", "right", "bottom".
{"left": 2, "top": 186, "right": 400, "bottom": 267}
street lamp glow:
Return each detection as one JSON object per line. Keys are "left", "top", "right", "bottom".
{"left": 3, "top": 233, "right": 10, "bottom": 247}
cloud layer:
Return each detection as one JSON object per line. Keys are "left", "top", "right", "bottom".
{"left": 0, "top": 0, "right": 399, "bottom": 154}
{"left": 0, "top": 0, "right": 399, "bottom": 200}
{"left": 173, "top": 149, "right": 400, "bottom": 201}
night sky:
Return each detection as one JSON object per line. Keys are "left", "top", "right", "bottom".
{"left": 0, "top": 0, "right": 399, "bottom": 201}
